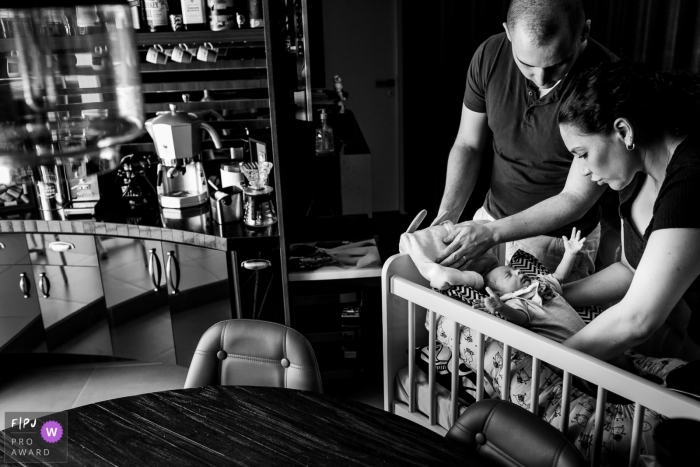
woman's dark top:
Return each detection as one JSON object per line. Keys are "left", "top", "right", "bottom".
{"left": 619, "top": 133, "right": 700, "bottom": 343}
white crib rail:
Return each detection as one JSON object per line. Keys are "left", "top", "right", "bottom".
{"left": 382, "top": 254, "right": 700, "bottom": 467}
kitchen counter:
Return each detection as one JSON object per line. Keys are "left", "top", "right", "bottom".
{"left": 0, "top": 199, "right": 279, "bottom": 252}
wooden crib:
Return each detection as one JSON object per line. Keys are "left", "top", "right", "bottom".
{"left": 382, "top": 253, "right": 700, "bottom": 467}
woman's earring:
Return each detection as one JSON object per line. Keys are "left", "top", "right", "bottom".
{"left": 626, "top": 139, "right": 635, "bottom": 151}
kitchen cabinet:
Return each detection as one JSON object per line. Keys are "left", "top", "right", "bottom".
{"left": 1, "top": 230, "right": 280, "bottom": 366}
{"left": 162, "top": 242, "right": 233, "bottom": 367}
{"left": 97, "top": 236, "right": 234, "bottom": 368}
{"left": 26, "top": 234, "right": 112, "bottom": 357}
{"left": 0, "top": 265, "right": 45, "bottom": 353}
{"left": 96, "top": 236, "right": 175, "bottom": 365}
{"left": 0, "top": 234, "right": 45, "bottom": 353}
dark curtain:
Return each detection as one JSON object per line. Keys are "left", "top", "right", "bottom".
{"left": 402, "top": 0, "right": 700, "bottom": 218}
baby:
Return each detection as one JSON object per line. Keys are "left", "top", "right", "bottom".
{"left": 473, "top": 228, "right": 587, "bottom": 343}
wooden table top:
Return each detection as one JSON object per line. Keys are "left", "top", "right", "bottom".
{"left": 2, "top": 386, "right": 480, "bottom": 466}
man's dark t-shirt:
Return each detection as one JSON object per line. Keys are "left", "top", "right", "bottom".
{"left": 464, "top": 33, "right": 617, "bottom": 237}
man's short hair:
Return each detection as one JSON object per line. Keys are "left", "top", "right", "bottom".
{"left": 506, "top": 0, "right": 585, "bottom": 47}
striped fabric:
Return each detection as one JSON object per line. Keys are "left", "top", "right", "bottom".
{"left": 509, "top": 249, "right": 603, "bottom": 324}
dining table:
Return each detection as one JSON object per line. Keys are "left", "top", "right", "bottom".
{"left": 1, "top": 385, "right": 482, "bottom": 466}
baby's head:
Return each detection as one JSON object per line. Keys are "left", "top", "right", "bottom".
{"left": 484, "top": 266, "right": 531, "bottom": 294}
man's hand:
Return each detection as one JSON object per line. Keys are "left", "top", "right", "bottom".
{"left": 435, "top": 222, "right": 495, "bottom": 267}
{"left": 473, "top": 287, "right": 504, "bottom": 315}
{"left": 562, "top": 227, "right": 586, "bottom": 255}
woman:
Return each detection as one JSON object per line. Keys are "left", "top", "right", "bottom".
{"left": 557, "top": 60, "right": 700, "bottom": 362}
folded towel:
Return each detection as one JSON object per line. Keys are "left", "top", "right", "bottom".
{"left": 399, "top": 220, "right": 499, "bottom": 290}
{"left": 322, "top": 240, "right": 381, "bottom": 269}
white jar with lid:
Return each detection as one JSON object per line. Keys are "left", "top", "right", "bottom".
{"left": 221, "top": 163, "right": 245, "bottom": 189}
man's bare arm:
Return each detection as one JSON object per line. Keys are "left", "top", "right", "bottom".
{"left": 437, "top": 104, "right": 490, "bottom": 224}
{"left": 438, "top": 157, "right": 607, "bottom": 266}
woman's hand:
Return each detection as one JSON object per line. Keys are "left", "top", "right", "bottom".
{"left": 473, "top": 287, "right": 504, "bottom": 315}
{"left": 562, "top": 227, "right": 586, "bottom": 255}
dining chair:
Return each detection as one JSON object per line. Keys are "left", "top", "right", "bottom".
{"left": 445, "top": 399, "right": 586, "bottom": 467}
{"left": 184, "top": 319, "right": 323, "bottom": 393}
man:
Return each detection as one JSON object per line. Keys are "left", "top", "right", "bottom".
{"left": 435, "top": 0, "right": 617, "bottom": 281}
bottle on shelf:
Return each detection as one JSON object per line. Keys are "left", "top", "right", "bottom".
{"left": 315, "top": 109, "right": 335, "bottom": 156}
{"left": 144, "top": 0, "right": 170, "bottom": 32}
{"left": 181, "top": 0, "right": 208, "bottom": 31}
{"left": 129, "top": 0, "right": 144, "bottom": 31}
{"left": 248, "top": 0, "right": 263, "bottom": 28}
{"left": 208, "top": 0, "right": 235, "bottom": 31}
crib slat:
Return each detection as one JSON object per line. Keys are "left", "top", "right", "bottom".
{"left": 428, "top": 310, "right": 437, "bottom": 425}
{"left": 591, "top": 385, "right": 608, "bottom": 467}
{"left": 560, "top": 371, "right": 572, "bottom": 434}
{"left": 629, "top": 402, "right": 645, "bottom": 467}
{"left": 408, "top": 302, "right": 416, "bottom": 413}
{"left": 450, "top": 320, "right": 460, "bottom": 426}
{"left": 502, "top": 344, "right": 512, "bottom": 401}
{"left": 530, "top": 357, "right": 541, "bottom": 415}
{"left": 476, "top": 332, "right": 485, "bottom": 401}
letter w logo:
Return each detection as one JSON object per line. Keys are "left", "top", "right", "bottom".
{"left": 46, "top": 428, "right": 58, "bottom": 437}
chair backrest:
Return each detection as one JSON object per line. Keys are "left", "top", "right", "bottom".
{"left": 184, "top": 319, "right": 323, "bottom": 393}
{"left": 446, "top": 400, "right": 586, "bottom": 467}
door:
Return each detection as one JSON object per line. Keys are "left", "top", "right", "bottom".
{"left": 31, "top": 264, "right": 112, "bottom": 356}
{"left": 162, "top": 242, "right": 233, "bottom": 367}
{"left": 0, "top": 264, "right": 46, "bottom": 352}
{"left": 97, "top": 236, "right": 176, "bottom": 365}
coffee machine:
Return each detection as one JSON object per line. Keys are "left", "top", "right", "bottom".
{"left": 145, "top": 104, "right": 222, "bottom": 209}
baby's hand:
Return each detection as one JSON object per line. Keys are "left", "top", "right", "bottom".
{"left": 473, "top": 287, "right": 504, "bottom": 315}
{"left": 562, "top": 227, "right": 586, "bottom": 255}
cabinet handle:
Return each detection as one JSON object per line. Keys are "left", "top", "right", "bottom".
{"left": 241, "top": 259, "right": 271, "bottom": 271}
{"left": 48, "top": 241, "right": 75, "bottom": 252}
{"left": 39, "top": 272, "right": 50, "bottom": 298}
{"left": 19, "top": 273, "right": 30, "bottom": 298}
{"left": 148, "top": 248, "right": 162, "bottom": 292}
{"left": 166, "top": 251, "right": 180, "bottom": 295}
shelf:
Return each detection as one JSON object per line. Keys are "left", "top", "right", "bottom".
{"left": 140, "top": 58, "right": 266, "bottom": 73}
{"left": 0, "top": 29, "right": 263, "bottom": 53}
{"left": 54, "top": 101, "right": 118, "bottom": 112}
{"left": 142, "top": 79, "right": 268, "bottom": 93}
{"left": 0, "top": 34, "right": 109, "bottom": 53}
{"left": 144, "top": 98, "right": 268, "bottom": 113}
{"left": 135, "top": 29, "right": 264, "bottom": 46}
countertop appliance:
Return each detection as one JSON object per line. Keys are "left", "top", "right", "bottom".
{"left": 145, "top": 104, "right": 222, "bottom": 209}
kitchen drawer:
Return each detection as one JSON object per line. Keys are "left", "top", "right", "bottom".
{"left": 0, "top": 234, "right": 31, "bottom": 266}
{"left": 26, "top": 234, "right": 98, "bottom": 267}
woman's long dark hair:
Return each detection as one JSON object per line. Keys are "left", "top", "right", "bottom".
{"left": 558, "top": 60, "right": 700, "bottom": 141}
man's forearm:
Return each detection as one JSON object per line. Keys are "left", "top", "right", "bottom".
{"left": 438, "top": 143, "right": 482, "bottom": 223}
{"left": 488, "top": 191, "right": 596, "bottom": 244}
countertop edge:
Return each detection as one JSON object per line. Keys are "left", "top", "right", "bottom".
{"left": 0, "top": 220, "right": 279, "bottom": 252}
